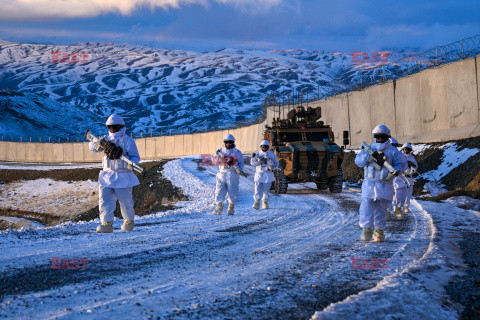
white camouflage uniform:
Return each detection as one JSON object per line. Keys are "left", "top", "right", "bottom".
{"left": 214, "top": 142, "right": 244, "bottom": 206}
{"left": 355, "top": 126, "right": 407, "bottom": 230}
{"left": 393, "top": 143, "right": 418, "bottom": 208}
{"left": 89, "top": 115, "right": 140, "bottom": 223}
{"left": 251, "top": 146, "right": 279, "bottom": 202}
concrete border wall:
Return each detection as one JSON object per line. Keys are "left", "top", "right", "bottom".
{"left": 1, "top": 55, "right": 480, "bottom": 163}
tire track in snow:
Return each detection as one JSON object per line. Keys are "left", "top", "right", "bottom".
{"left": 0, "top": 157, "right": 432, "bottom": 319}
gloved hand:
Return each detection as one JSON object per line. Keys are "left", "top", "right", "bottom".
{"left": 92, "top": 142, "right": 103, "bottom": 152}
{"left": 371, "top": 151, "right": 385, "bottom": 167}
{"left": 227, "top": 157, "right": 235, "bottom": 167}
{"left": 104, "top": 141, "right": 123, "bottom": 160}
{"left": 217, "top": 148, "right": 222, "bottom": 154}
{"left": 407, "top": 161, "right": 415, "bottom": 168}
{"left": 235, "top": 167, "right": 241, "bottom": 174}
{"left": 261, "top": 157, "right": 268, "bottom": 165}
{"left": 252, "top": 152, "right": 256, "bottom": 158}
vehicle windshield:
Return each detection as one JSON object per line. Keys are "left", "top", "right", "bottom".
{"left": 305, "top": 132, "right": 329, "bottom": 142}
{"left": 279, "top": 132, "right": 303, "bottom": 142}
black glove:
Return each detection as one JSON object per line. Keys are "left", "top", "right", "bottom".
{"left": 217, "top": 148, "right": 221, "bottom": 154}
{"left": 371, "top": 151, "right": 385, "bottom": 167}
{"left": 261, "top": 157, "right": 268, "bottom": 165}
{"left": 407, "top": 161, "right": 415, "bottom": 168}
{"left": 104, "top": 141, "right": 123, "bottom": 160}
{"left": 227, "top": 157, "right": 235, "bottom": 166}
{"left": 252, "top": 152, "right": 256, "bottom": 158}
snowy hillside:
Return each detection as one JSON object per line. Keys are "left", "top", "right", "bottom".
{"left": 0, "top": 91, "right": 104, "bottom": 141}
{"left": 0, "top": 40, "right": 419, "bottom": 138}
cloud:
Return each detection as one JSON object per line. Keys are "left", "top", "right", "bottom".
{"left": 0, "top": 0, "right": 282, "bottom": 20}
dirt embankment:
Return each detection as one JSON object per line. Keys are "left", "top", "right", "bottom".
{"left": 0, "top": 160, "right": 187, "bottom": 228}
{"left": 341, "top": 136, "right": 480, "bottom": 199}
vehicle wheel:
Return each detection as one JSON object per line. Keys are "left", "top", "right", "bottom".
{"left": 316, "top": 182, "right": 328, "bottom": 190}
{"left": 328, "top": 170, "right": 343, "bottom": 193}
{"left": 273, "top": 169, "right": 288, "bottom": 194}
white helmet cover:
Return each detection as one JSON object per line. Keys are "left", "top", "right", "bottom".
{"left": 372, "top": 124, "right": 391, "bottom": 137}
{"left": 402, "top": 142, "right": 413, "bottom": 150}
{"left": 223, "top": 133, "right": 235, "bottom": 142}
{"left": 260, "top": 140, "right": 270, "bottom": 147}
{"left": 106, "top": 114, "right": 125, "bottom": 126}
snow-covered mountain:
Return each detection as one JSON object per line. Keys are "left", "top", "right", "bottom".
{"left": 0, "top": 91, "right": 104, "bottom": 141}
{"left": 0, "top": 40, "right": 419, "bottom": 138}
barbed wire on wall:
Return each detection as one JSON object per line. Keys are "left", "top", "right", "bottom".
{"left": 266, "top": 33, "right": 480, "bottom": 111}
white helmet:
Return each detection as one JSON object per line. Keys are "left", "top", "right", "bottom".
{"left": 260, "top": 140, "right": 270, "bottom": 147}
{"left": 106, "top": 114, "right": 125, "bottom": 126}
{"left": 372, "top": 124, "right": 391, "bottom": 137}
{"left": 402, "top": 142, "right": 413, "bottom": 150}
{"left": 223, "top": 134, "right": 235, "bottom": 142}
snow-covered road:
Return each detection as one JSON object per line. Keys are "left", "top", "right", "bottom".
{"left": 0, "top": 157, "right": 471, "bottom": 319}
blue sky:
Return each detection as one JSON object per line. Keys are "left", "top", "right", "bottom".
{"left": 0, "top": 0, "right": 479, "bottom": 52}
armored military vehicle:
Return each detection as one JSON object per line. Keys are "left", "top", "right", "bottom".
{"left": 264, "top": 106, "right": 347, "bottom": 194}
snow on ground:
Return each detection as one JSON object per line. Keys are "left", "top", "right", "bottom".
{"left": 442, "top": 196, "right": 480, "bottom": 211}
{"left": 0, "top": 156, "right": 475, "bottom": 319}
{"left": 419, "top": 142, "right": 479, "bottom": 181}
{"left": 0, "top": 179, "right": 98, "bottom": 216}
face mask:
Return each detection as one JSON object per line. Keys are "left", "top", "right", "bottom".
{"left": 109, "top": 127, "right": 126, "bottom": 139}
{"left": 375, "top": 141, "right": 388, "bottom": 151}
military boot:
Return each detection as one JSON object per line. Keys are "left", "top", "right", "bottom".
{"left": 227, "top": 203, "right": 235, "bottom": 215}
{"left": 262, "top": 201, "right": 269, "bottom": 209}
{"left": 121, "top": 220, "right": 134, "bottom": 232}
{"left": 386, "top": 210, "right": 392, "bottom": 221}
{"left": 394, "top": 206, "right": 404, "bottom": 220}
{"left": 252, "top": 200, "right": 260, "bottom": 210}
{"left": 213, "top": 202, "right": 223, "bottom": 215}
{"left": 403, "top": 205, "right": 411, "bottom": 213}
{"left": 96, "top": 221, "right": 113, "bottom": 233}
{"left": 373, "top": 229, "right": 385, "bottom": 242}
{"left": 360, "top": 227, "right": 373, "bottom": 241}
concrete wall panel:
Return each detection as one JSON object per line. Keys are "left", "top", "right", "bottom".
{"left": 184, "top": 133, "right": 193, "bottom": 155}
{"left": 420, "top": 67, "right": 449, "bottom": 132}
{"left": 53, "top": 144, "right": 64, "bottom": 162}
{"left": 348, "top": 90, "right": 372, "bottom": 146}
{"left": 321, "top": 95, "right": 350, "bottom": 142}
{"left": 477, "top": 57, "right": 480, "bottom": 118}
{"left": 0, "top": 141, "right": 6, "bottom": 161}
{"left": 155, "top": 137, "right": 165, "bottom": 158}
{"left": 83, "top": 143, "right": 102, "bottom": 162}
{"left": 26, "top": 143, "right": 44, "bottom": 162}
{"left": 14, "top": 143, "right": 26, "bottom": 162}
{"left": 164, "top": 136, "right": 175, "bottom": 157}
{"left": 136, "top": 138, "right": 147, "bottom": 160}
{"left": 5, "top": 142, "right": 17, "bottom": 161}
{"left": 63, "top": 143, "right": 74, "bottom": 162}
{"left": 446, "top": 58, "right": 479, "bottom": 127}
{"left": 174, "top": 135, "right": 184, "bottom": 157}
{"left": 72, "top": 143, "right": 85, "bottom": 162}
{"left": 43, "top": 144, "right": 55, "bottom": 162}
{"left": 144, "top": 137, "right": 156, "bottom": 159}
{"left": 369, "top": 82, "right": 397, "bottom": 138}
{"left": 394, "top": 76, "right": 423, "bottom": 137}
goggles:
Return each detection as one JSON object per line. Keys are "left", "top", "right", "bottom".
{"left": 373, "top": 134, "right": 390, "bottom": 141}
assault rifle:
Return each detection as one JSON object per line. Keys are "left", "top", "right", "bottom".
{"left": 84, "top": 130, "right": 144, "bottom": 174}
{"left": 215, "top": 149, "right": 247, "bottom": 177}
{"left": 360, "top": 142, "right": 410, "bottom": 187}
